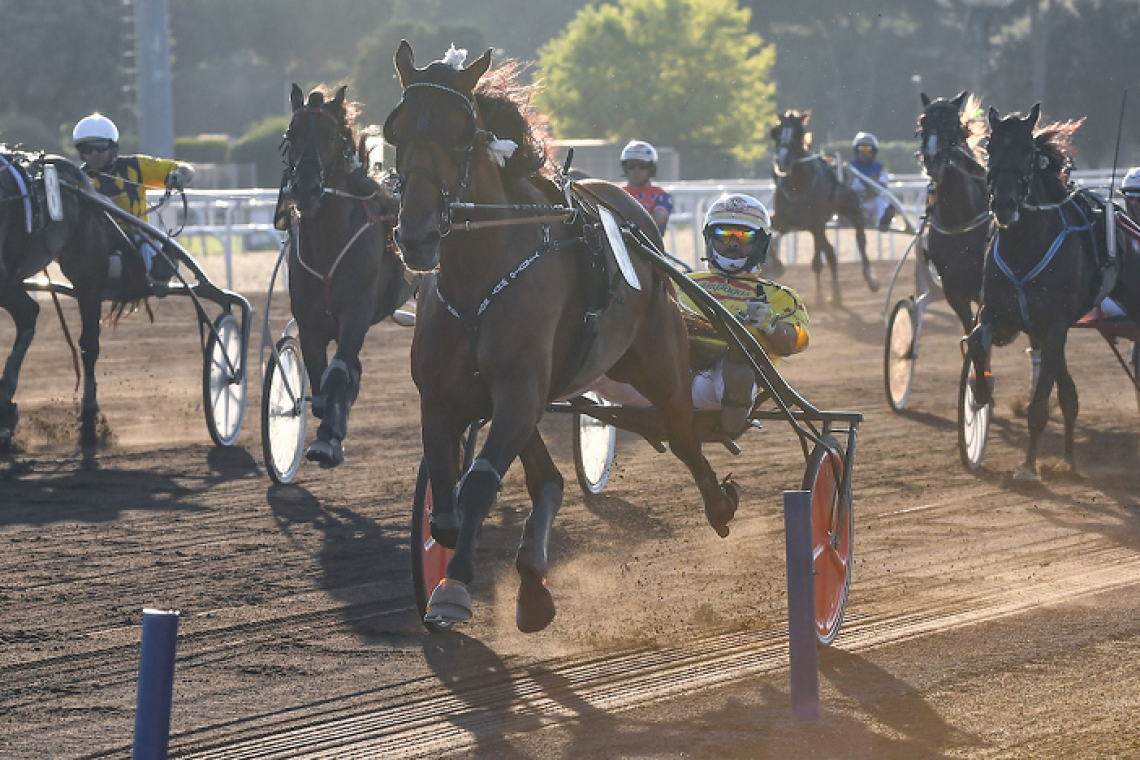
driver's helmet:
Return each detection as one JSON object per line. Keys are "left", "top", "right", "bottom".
{"left": 620, "top": 140, "right": 658, "bottom": 176}
{"left": 72, "top": 114, "right": 120, "bottom": 148}
{"left": 1122, "top": 166, "right": 1140, "bottom": 198}
{"left": 852, "top": 131, "right": 878, "bottom": 160}
{"left": 702, "top": 193, "right": 773, "bottom": 275}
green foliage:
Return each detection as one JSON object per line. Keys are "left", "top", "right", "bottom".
{"left": 536, "top": 0, "right": 775, "bottom": 164}
{"left": 174, "top": 136, "right": 230, "bottom": 165}
{"left": 351, "top": 21, "right": 487, "bottom": 126}
{"left": 230, "top": 116, "right": 291, "bottom": 188}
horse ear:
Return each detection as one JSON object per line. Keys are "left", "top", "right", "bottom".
{"left": 803, "top": 109, "right": 812, "bottom": 124}
{"left": 1027, "top": 102, "right": 1041, "bottom": 129}
{"left": 988, "top": 106, "right": 1001, "bottom": 129}
{"left": 395, "top": 40, "right": 419, "bottom": 88}
{"left": 921, "top": 92, "right": 931, "bottom": 107}
{"left": 290, "top": 83, "right": 304, "bottom": 112}
{"left": 331, "top": 85, "right": 348, "bottom": 111}
{"left": 953, "top": 91, "right": 968, "bottom": 110}
{"left": 454, "top": 48, "right": 492, "bottom": 94}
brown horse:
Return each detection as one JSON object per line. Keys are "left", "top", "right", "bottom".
{"left": 0, "top": 149, "right": 146, "bottom": 451}
{"left": 769, "top": 110, "right": 880, "bottom": 305}
{"left": 280, "top": 84, "right": 417, "bottom": 466}
{"left": 384, "top": 42, "right": 740, "bottom": 632}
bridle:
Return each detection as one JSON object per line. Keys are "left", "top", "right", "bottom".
{"left": 771, "top": 123, "right": 815, "bottom": 180}
{"left": 282, "top": 106, "right": 358, "bottom": 210}
{"left": 385, "top": 82, "right": 480, "bottom": 236}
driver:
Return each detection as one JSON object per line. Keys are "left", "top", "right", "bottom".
{"left": 680, "top": 193, "right": 810, "bottom": 436}
{"left": 620, "top": 140, "right": 673, "bottom": 233}
{"left": 849, "top": 131, "right": 894, "bottom": 231}
{"left": 73, "top": 113, "right": 195, "bottom": 293}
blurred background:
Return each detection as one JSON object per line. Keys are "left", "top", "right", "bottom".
{"left": 2, "top": 0, "right": 1137, "bottom": 185}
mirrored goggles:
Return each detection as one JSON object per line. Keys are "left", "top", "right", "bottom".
{"left": 78, "top": 140, "right": 113, "bottom": 156}
{"left": 710, "top": 226, "right": 758, "bottom": 245}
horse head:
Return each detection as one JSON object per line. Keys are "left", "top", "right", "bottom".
{"left": 283, "top": 84, "right": 357, "bottom": 216}
{"left": 985, "top": 104, "right": 1043, "bottom": 228}
{"left": 384, "top": 40, "right": 492, "bottom": 272}
{"left": 918, "top": 91, "right": 971, "bottom": 184}
{"left": 770, "top": 110, "right": 811, "bottom": 177}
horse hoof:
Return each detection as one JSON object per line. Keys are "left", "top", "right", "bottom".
{"left": 516, "top": 563, "right": 555, "bottom": 633}
{"left": 705, "top": 476, "right": 741, "bottom": 538}
{"left": 1012, "top": 468, "right": 1038, "bottom": 482}
{"left": 0, "top": 428, "right": 13, "bottom": 452}
{"left": 863, "top": 267, "right": 880, "bottom": 292}
{"left": 305, "top": 439, "right": 344, "bottom": 467}
{"left": 425, "top": 578, "right": 472, "bottom": 627}
{"left": 430, "top": 510, "right": 461, "bottom": 550}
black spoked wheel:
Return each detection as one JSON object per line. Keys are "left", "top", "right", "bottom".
{"left": 572, "top": 392, "right": 617, "bottom": 495}
{"left": 261, "top": 336, "right": 308, "bottom": 485}
{"left": 802, "top": 435, "right": 853, "bottom": 647}
{"left": 203, "top": 312, "right": 248, "bottom": 447}
{"left": 958, "top": 354, "right": 992, "bottom": 471}
{"left": 884, "top": 298, "right": 917, "bottom": 412}
{"left": 411, "top": 423, "right": 479, "bottom": 633}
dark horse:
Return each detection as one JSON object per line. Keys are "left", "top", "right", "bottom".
{"left": 966, "top": 104, "right": 1140, "bottom": 479}
{"left": 0, "top": 148, "right": 145, "bottom": 451}
{"left": 917, "top": 91, "right": 992, "bottom": 335}
{"left": 385, "top": 42, "right": 740, "bottom": 631}
{"left": 280, "top": 83, "right": 418, "bottom": 466}
{"left": 769, "top": 110, "right": 880, "bottom": 305}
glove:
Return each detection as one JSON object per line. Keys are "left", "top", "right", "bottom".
{"left": 165, "top": 170, "right": 186, "bottom": 191}
{"left": 737, "top": 298, "right": 777, "bottom": 334}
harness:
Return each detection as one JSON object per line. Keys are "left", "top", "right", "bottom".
{"left": 0, "top": 154, "right": 36, "bottom": 234}
{"left": 991, "top": 192, "right": 1097, "bottom": 327}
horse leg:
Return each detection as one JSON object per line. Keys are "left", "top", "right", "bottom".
{"left": 514, "top": 430, "right": 564, "bottom": 633}
{"left": 812, "top": 229, "right": 841, "bottom": 306}
{"left": 1017, "top": 328, "right": 1064, "bottom": 480}
{"left": 76, "top": 293, "right": 103, "bottom": 450}
{"left": 810, "top": 245, "right": 824, "bottom": 306}
{"left": 307, "top": 319, "right": 367, "bottom": 467}
{"left": 966, "top": 318, "right": 995, "bottom": 407}
{"left": 0, "top": 288, "right": 40, "bottom": 449}
{"left": 1053, "top": 335, "right": 1080, "bottom": 474}
{"left": 852, "top": 219, "right": 880, "bottom": 292}
{"left": 298, "top": 329, "right": 328, "bottom": 421}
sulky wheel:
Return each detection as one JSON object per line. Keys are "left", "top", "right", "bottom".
{"left": 884, "top": 298, "right": 917, "bottom": 412}
{"left": 203, "top": 312, "right": 248, "bottom": 447}
{"left": 261, "top": 335, "right": 309, "bottom": 485}
{"left": 802, "top": 435, "right": 853, "bottom": 647}
{"left": 572, "top": 392, "right": 617, "bottom": 495}
{"left": 1132, "top": 342, "right": 1140, "bottom": 414}
{"left": 957, "top": 354, "right": 992, "bottom": 471}
{"left": 411, "top": 423, "right": 479, "bottom": 633}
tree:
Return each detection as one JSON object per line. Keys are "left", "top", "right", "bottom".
{"left": 535, "top": 0, "right": 775, "bottom": 166}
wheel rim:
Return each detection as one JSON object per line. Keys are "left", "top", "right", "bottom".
{"left": 206, "top": 314, "right": 247, "bottom": 446}
{"left": 959, "top": 360, "right": 991, "bottom": 470}
{"left": 886, "top": 301, "right": 916, "bottom": 411}
{"left": 263, "top": 338, "right": 307, "bottom": 484}
{"left": 574, "top": 393, "right": 616, "bottom": 494}
{"left": 811, "top": 447, "right": 850, "bottom": 645}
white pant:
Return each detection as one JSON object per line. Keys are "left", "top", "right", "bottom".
{"left": 583, "top": 364, "right": 757, "bottom": 412}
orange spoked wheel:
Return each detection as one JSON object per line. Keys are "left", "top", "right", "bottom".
{"left": 410, "top": 423, "right": 478, "bottom": 633}
{"left": 802, "top": 435, "right": 852, "bottom": 646}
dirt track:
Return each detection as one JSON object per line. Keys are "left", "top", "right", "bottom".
{"left": 2, "top": 251, "right": 1139, "bottom": 759}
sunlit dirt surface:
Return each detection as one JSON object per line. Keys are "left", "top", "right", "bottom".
{"left": 2, "top": 251, "right": 1138, "bottom": 759}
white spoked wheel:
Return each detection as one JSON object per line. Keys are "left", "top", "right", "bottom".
{"left": 261, "top": 336, "right": 309, "bottom": 485}
{"left": 958, "top": 355, "right": 992, "bottom": 471}
{"left": 572, "top": 392, "right": 617, "bottom": 495}
{"left": 802, "top": 436, "right": 852, "bottom": 647}
{"left": 203, "top": 312, "right": 248, "bottom": 447}
{"left": 884, "top": 298, "right": 917, "bottom": 412}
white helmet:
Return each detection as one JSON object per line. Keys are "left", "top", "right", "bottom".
{"left": 852, "top": 131, "right": 878, "bottom": 151}
{"left": 72, "top": 113, "right": 120, "bottom": 146}
{"left": 1122, "top": 167, "right": 1140, "bottom": 195}
{"left": 702, "top": 194, "right": 773, "bottom": 275}
{"left": 620, "top": 140, "right": 658, "bottom": 165}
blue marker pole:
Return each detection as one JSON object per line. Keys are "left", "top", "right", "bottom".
{"left": 133, "top": 608, "right": 180, "bottom": 760}
{"left": 784, "top": 491, "right": 820, "bottom": 720}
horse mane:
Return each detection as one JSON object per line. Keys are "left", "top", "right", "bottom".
{"left": 917, "top": 94, "right": 987, "bottom": 162}
{"left": 303, "top": 84, "right": 361, "bottom": 144}
{"left": 473, "top": 60, "right": 552, "bottom": 181}
{"left": 1033, "top": 117, "right": 1085, "bottom": 177}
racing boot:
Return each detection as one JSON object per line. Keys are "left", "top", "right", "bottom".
{"left": 719, "top": 350, "right": 755, "bottom": 439}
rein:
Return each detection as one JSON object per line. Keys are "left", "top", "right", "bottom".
{"left": 292, "top": 203, "right": 395, "bottom": 315}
